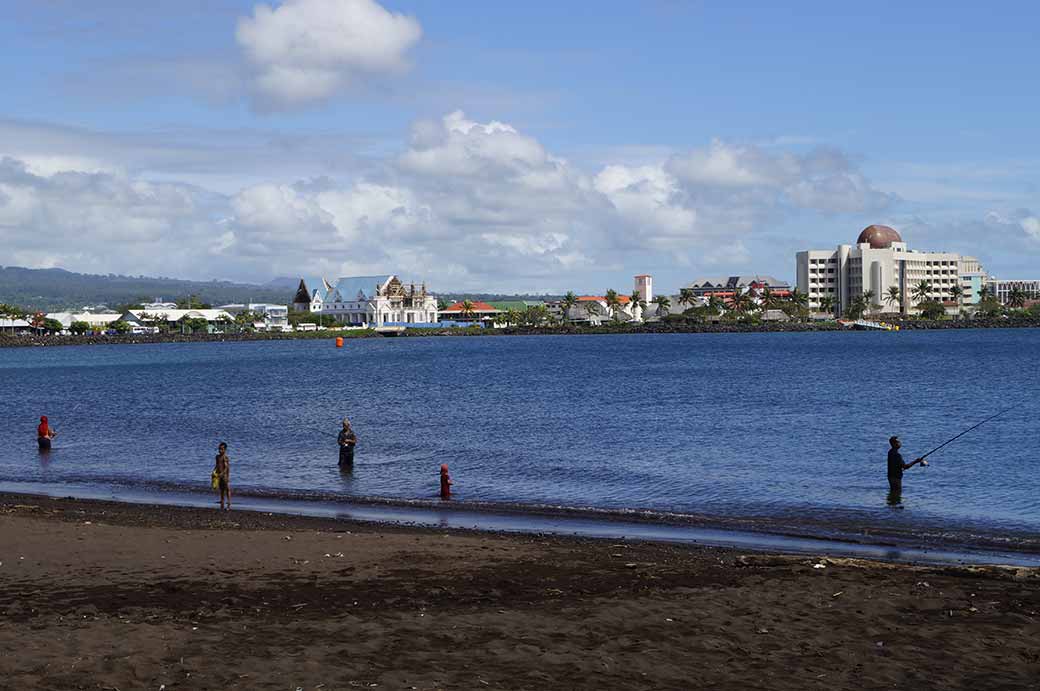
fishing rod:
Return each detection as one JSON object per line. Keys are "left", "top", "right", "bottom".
{"left": 919, "top": 403, "right": 1021, "bottom": 461}
{"left": 306, "top": 426, "right": 339, "bottom": 439}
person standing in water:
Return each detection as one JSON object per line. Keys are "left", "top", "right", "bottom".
{"left": 887, "top": 436, "right": 926, "bottom": 504}
{"left": 37, "top": 416, "right": 56, "bottom": 450}
{"left": 337, "top": 418, "right": 357, "bottom": 468}
{"left": 214, "top": 442, "right": 232, "bottom": 510}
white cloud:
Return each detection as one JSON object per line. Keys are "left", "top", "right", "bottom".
{"left": 1021, "top": 215, "right": 1040, "bottom": 241}
{"left": 236, "top": 0, "right": 422, "bottom": 109}
{"left": 0, "top": 113, "right": 903, "bottom": 291}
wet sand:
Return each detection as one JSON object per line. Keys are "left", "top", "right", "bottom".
{"left": 1, "top": 493, "right": 1038, "bottom": 690}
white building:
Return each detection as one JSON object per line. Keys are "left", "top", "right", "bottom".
{"left": 796, "top": 225, "right": 986, "bottom": 316}
{"left": 985, "top": 279, "right": 1040, "bottom": 305}
{"left": 293, "top": 275, "right": 439, "bottom": 326}
{"left": 46, "top": 312, "right": 124, "bottom": 331}
{"left": 124, "top": 308, "right": 235, "bottom": 333}
{"left": 217, "top": 303, "right": 290, "bottom": 331}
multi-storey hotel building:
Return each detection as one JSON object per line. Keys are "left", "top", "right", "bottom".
{"left": 796, "top": 225, "right": 986, "bottom": 316}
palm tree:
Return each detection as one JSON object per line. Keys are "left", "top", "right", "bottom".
{"left": 604, "top": 289, "right": 620, "bottom": 320}
{"left": 677, "top": 288, "right": 696, "bottom": 311}
{"left": 759, "top": 286, "right": 778, "bottom": 313}
{"left": 949, "top": 284, "right": 964, "bottom": 309}
{"left": 978, "top": 285, "right": 991, "bottom": 302}
{"left": 885, "top": 286, "right": 901, "bottom": 313}
{"left": 651, "top": 294, "right": 671, "bottom": 317}
{"left": 730, "top": 291, "right": 751, "bottom": 314}
{"left": 818, "top": 295, "right": 834, "bottom": 315}
{"left": 629, "top": 290, "right": 646, "bottom": 320}
{"left": 788, "top": 288, "right": 808, "bottom": 309}
{"left": 1008, "top": 287, "right": 1027, "bottom": 309}
{"left": 912, "top": 280, "right": 932, "bottom": 305}
{"left": 583, "top": 300, "right": 600, "bottom": 322}
{"left": 706, "top": 295, "right": 725, "bottom": 316}
{"left": 460, "top": 300, "right": 476, "bottom": 321}
{"left": 561, "top": 291, "right": 578, "bottom": 322}
{"left": 862, "top": 290, "right": 875, "bottom": 316}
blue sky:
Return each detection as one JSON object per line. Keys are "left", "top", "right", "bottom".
{"left": 1, "top": 0, "right": 1038, "bottom": 292}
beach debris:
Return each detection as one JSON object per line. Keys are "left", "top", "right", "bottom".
{"left": 757, "top": 627, "right": 769, "bottom": 634}
{"left": 284, "top": 535, "right": 292, "bottom": 541}
{"left": 665, "top": 618, "right": 674, "bottom": 622}
{"left": 876, "top": 641, "right": 884, "bottom": 647}
{"left": 625, "top": 563, "right": 637, "bottom": 568}
{"left": 831, "top": 591, "right": 844, "bottom": 598}
{"left": 813, "top": 563, "right": 826, "bottom": 569}
{"left": 84, "top": 521, "right": 91, "bottom": 525}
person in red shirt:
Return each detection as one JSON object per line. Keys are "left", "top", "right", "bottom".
{"left": 37, "top": 416, "right": 56, "bottom": 451}
{"left": 439, "top": 464, "right": 452, "bottom": 499}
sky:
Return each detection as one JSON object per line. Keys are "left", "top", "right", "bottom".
{"left": 1, "top": 0, "right": 1038, "bottom": 294}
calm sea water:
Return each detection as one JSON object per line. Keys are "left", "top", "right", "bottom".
{"left": 0, "top": 331, "right": 1037, "bottom": 549}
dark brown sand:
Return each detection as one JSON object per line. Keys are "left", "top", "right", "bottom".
{"left": 1, "top": 493, "right": 1038, "bottom": 690}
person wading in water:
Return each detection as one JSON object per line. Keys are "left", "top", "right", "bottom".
{"left": 337, "top": 418, "right": 357, "bottom": 468}
{"left": 214, "top": 442, "right": 232, "bottom": 510}
{"left": 37, "top": 416, "right": 56, "bottom": 451}
{"left": 887, "top": 436, "right": 926, "bottom": 504}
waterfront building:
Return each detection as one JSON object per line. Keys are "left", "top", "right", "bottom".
{"left": 550, "top": 275, "right": 651, "bottom": 323}
{"left": 985, "top": 278, "right": 1040, "bottom": 305}
{"left": 0, "top": 317, "right": 31, "bottom": 334}
{"left": 796, "top": 225, "right": 986, "bottom": 316}
{"left": 294, "top": 275, "right": 439, "bottom": 326}
{"left": 438, "top": 301, "right": 501, "bottom": 323}
{"left": 681, "top": 275, "right": 791, "bottom": 300}
{"left": 46, "top": 312, "right": 124, "bottom": 331}
{"left": 217, "top": 303, "right": 290, "bottom": 331}
{"left": 123, "top": 308, "right": 235, "bottom": 333}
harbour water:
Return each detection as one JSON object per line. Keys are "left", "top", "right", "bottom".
{"left": 1, "top": 330, "right": 1037, "bottom": 554}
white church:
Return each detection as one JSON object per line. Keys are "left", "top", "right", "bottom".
{"left": 292, "top": 275, "right": 439, "bottom": 326}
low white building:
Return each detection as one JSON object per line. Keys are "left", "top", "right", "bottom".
{"left": 796, "top": 225, "right": 985, "bottom": 316}
{"left": 124, "top": 308, "right": 235, "bottom": 333}
{"left": 217, "top": 303, "right": 290, "bottom": 331}
{"left": 0, "top": 317, "right": 32, "bottom": 334}
{"left": 293, "top": 275, "right": 439, "bottom": 326}
{"left": 47, "top": 312, "right": 124, "bottom": 331}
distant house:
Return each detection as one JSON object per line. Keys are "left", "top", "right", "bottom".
{"left": 292, "top": 275, "right": 439, "bottom": 326}
{"left": 217, "top": 303, "right": 290, "bottom": 332}
{"left": 47, "top": 312, "right": 124, "bottom": 331}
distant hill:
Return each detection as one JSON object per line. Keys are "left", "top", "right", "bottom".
{"left": 0, "top": 266, "right": 291, "bottom": 311}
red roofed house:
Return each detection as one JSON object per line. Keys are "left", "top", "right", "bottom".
{"left": 438, "top": 301, "right": 502, "bottom": 324}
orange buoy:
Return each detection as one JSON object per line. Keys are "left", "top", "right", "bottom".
{"left": 335, "top": 336, "right": 344, "bottom": 348}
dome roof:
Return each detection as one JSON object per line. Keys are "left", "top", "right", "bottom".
{"left": 857, "top": 224, "right": 902, "bottom": 249}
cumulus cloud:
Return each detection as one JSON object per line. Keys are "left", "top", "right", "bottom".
{"left": 236, "top": 0, "right": 422, "bottom": 110}
{"left": 0, "top": 112, "right": 901, "bottom": 290}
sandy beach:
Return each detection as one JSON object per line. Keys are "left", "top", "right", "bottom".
{"left": 1, "top": 493, "right": 1038, "bottom": 690}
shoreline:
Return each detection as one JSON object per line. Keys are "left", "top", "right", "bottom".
{"left": 2, "top": 317, "right": 1038, "bottom": 348}
{"left": 3, "top": 486, "right": 1039, "bottom": 567}
{"left": 1, "top": 492, "right": 1038, "bottom": 689}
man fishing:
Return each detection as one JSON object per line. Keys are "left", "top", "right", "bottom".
{"left": 37, "top": 416, "right": 56, "bottom": 451}
{"left": 337, "top": 418, "right": 357, "bottom": 468}
{"left": 887, "top": 436, "right": 926, "bottom": 502}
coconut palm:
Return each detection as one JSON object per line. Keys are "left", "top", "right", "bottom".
{"left": 885, "top": 286, "right": 901, "bottom": 313}
{"left": 978, "top": 285, "right": 991, "bottom": 302}
{"left": 460, "top": 300, "right": 476, "bottom": 321}
{"left": 730, "top": 291, "right": 752, "bottom": 314}
{"left": 561, "top": 291, "right": 578, "bottom": 322}
{"left": 604, "top": 289, "right": 621, "bottom": 320}
{"left": 652, "top": 294, "right": 671, "bottom": 317}
{"left": 583, "top": 300, "right": 600, "bottom": 322}
{"left": 818, "top": 295, "right": 835, "bottom": 315}
{"left": 949, "top": 284, "right": 964, "bottom": 309}
{"left": 788, "top": 288, "right": 809, "bottom": 308}
{"left": 759, "top": 286, "right": 778, "bottom": 313}
{"left": 1008, "top": 287, "right": 1027, "bottom": 309}
{"left": 677, "top": 288, "right": 696, "bottom": 311}
{"left": 862, "top": 290, "right": 876, "bottom": 316}
{"left": 912, "top": 280, "right": 932, "bottom": 305}
{"left": 628, "top": 290, "right": 646, "bottom": 319}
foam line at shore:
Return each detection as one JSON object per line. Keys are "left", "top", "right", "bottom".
{"left": 3, "top": 480, "right": 1039, "bottom": 568}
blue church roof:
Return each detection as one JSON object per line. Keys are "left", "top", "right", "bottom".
{"left": 329, "top": 275, "right": 393, "bottom": 302}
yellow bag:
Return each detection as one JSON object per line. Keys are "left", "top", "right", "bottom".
{"left": 211, "top": 470, "right": 220, "bottom": 490}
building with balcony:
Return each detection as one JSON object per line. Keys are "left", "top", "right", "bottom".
{"left": 796, "top": 225, "right": 986, "bottom": 316}
{"left": 217, "top": 303, "right": 290, "bottom": 331}
{"left": 985, "top": 279, "right": 1040, "bottom": 305}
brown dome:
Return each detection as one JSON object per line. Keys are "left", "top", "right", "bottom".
{"left": 857, "top": 224, "right": 902, "bottom": 249}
